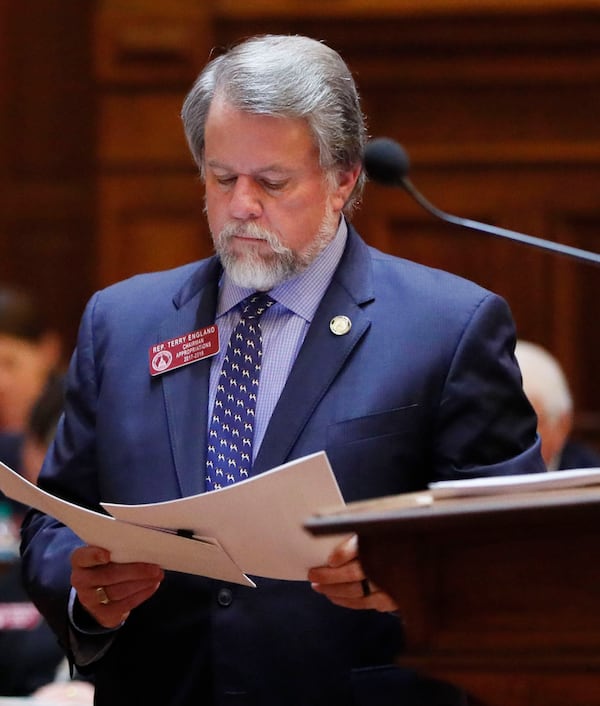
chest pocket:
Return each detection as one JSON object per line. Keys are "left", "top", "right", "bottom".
{"left": 325, "top": 405, "right": 426, "bottom": 501}
{"left": 326, "top": 404, "right": 420, "bottom": 446}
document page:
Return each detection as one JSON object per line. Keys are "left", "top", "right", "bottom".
{"left": 311, "top": 468, "right": 600, "bottom": 520}
{"left": 0, "top": 451, "right": 347, "bottom": 584}
{"left": 429, "top": 467, "right": 600, "bottom": 498}
{"left": 0, "top": 460, "right": 253, "bottom": 586}
{"left": 103, "top": 452, "right": 349, "bottom": 580}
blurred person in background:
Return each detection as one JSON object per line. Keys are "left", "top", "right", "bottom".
{"left": 0, "top": 286, "right": 62, "bottom": 473}
{"left": 515, "top": 340, "right": 600, "bottom": 470}
{"left": 21, "top": 374, "right": 66, "bottom": 485}
{"left": 0, "top": 374, "right": 94, "bottom": 702}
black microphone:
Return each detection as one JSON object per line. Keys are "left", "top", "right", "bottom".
{"left": 363, "top": 137, "right": 600, "bottom": 267}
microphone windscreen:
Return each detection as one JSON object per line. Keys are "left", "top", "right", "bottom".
{"left": 363, "top": 138, "right": 410, "bottom": 186}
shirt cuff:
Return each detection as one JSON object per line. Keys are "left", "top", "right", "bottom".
{"left": 67, "top": 587, "right": 121, "bottom": 666}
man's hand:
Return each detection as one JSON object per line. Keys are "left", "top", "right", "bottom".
{"left": 71, "top": 546, "right": 164, "bottom": 628}
{"left": 308, "top": 534, "right": 398, "bottom": 613}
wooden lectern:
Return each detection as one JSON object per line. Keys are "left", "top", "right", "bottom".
{"left": 306, "top": 484, "right": 600, "bottom": 706}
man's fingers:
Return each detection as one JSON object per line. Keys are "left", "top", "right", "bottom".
{"left": 311, "top": 578, "right": 379, "bottom": 600}
{"left": 88, "top": 579, "right": 161, "bottom": 611}
{"left": 87, "top": 576, "right": 162, "bottom": 604}
{"left": 72, "top": 561, "right": 163, "bottom": 587}
{"left": 70, "top": 545, "right": 164, "bottom": 628}
{"left": 325, "top": 534, "right": 358, "bottom": 568}
{"left": 311, "top": 578, "right": 398, "bottom": 613}
{"left": 78, "top": 576, "right": 163, "bottom": 629}
{"left": 307, "top": 558, "right": 363, "bottom": 585}
{"left": 71, "top": 545, "right": 111, "bottom": 569}
{"left": 71, "top": 545, "right": 163, "bottom": 589}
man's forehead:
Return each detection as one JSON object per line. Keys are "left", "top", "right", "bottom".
{"left": 204, "top": 99, "right": 320, "bottom": 174}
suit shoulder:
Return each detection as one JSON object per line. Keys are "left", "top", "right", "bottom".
{"left": 367, "top": 245, "right": 496, "bottom": 303}
{"left": 79, "top": 258, "right": 220, "bottom": 334}
{"left": 97, "top": 261, "right": 206, "bottom": 302}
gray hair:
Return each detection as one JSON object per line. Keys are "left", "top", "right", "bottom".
{"left": 181, "top": 34, "right": 367, "bottom": 215}
{"left": 514, "top": 340, "right": 573, "bottom": 421}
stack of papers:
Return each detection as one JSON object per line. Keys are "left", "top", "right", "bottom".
{"left": 0, "top": 452, "right": 348, "bottom": 586}
{"left": 310, "top": 467, "right": 600, "bottom": 520}
{"left": 429, "top": 467, "right": 600, "bottom": 498}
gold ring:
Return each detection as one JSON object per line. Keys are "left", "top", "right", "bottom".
{"left": 360, "top": 578, "right": 371, "bottom": 597}
{"left": 96, "top": 586, "right": 110, "bottom": 605}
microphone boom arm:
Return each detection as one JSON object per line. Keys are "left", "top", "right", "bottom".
{"left": 401, "top": 177, "right": 600, "bottom": 267}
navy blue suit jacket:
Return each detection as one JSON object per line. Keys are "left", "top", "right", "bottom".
{"left": 21, "top": 226, "right": 543, "bottom": 705}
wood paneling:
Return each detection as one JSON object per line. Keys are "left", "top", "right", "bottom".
{"left": 0, "top": 0, "right": 95, "bottom": 352}
{"left": 215, "top": 0, "right": 600, "bottom": 19}
{"left": 209, "top": 3, "right": 600, "bottom": 448}
{"left": 93, "top": 0, "right": 213, "bottom": 292}
{"left": 3, "top": 0, "right": 600, "bottom": 446}
{"left": 95, "top": 8, "right": 211, "bottom": 86}
{"left": 97, "top": 174, "right": 211, "bottom": 285}
{"left": 306, "top": 486, "right": 600, "bottom": 706}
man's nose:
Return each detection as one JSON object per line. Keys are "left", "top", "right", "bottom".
{"left": 228, "top": 176, "right": 263, "bottom": 220}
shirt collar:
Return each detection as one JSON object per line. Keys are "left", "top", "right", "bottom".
{"left": 216, "top": 217, "right": 348, "bottom": 322}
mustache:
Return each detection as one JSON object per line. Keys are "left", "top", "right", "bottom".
{"left": 217, "top": 222, "right": 291, "bottom": 256}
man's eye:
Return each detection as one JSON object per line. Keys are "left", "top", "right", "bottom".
{"left": 216, "top": 176, "right": 236, "bottom": 186}
{"left": 261, "top": 180, "right": 286, "bottom": 191}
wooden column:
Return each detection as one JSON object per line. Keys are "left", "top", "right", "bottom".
{"left": 93, "top": 0, "right": 216, "bottom": 288}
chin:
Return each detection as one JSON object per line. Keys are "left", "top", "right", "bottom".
{"left": 224, "top": 254, "right": 293, "bottom": 291}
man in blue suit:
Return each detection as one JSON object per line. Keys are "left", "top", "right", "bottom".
{"left": 21, "top": 34, "right": 544, "bottom": 705}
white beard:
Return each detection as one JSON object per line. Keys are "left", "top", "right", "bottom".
{"left": 213, "top": 206, "right": 339, "bottom": 291}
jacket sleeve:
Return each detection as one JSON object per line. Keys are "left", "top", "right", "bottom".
{"left": 20, "top": 291, "right": 117, "bottom": 665}
{"left": 431, "top": 291, "right": 544, "bottom": 481}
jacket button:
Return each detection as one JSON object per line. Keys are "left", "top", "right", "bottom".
{"left": 217, "top": 587, "right": 233, "bottom": 607}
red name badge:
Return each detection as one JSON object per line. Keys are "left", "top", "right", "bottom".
{"left": 149, "top": 325, "right": 219, "bottom": 376}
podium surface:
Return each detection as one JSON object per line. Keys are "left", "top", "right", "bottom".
{"left": 306, "top": 482, "right": 600, "bottom": 706}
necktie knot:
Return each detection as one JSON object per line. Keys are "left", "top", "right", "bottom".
{"left": 240, "top": 292, "right": 275, "bottom": 320}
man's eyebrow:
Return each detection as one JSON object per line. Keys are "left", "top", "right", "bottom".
{"left": 206, "top": 160, "right": 291, "bottom": 175}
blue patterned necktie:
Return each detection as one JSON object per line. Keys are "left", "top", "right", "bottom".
{"left": 205, "top": 292, "right": 275, "bottom": 491}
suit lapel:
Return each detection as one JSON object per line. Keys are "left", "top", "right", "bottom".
{"left": 155, "top": 230, "right": 374, "bottom": 489}
{"left": 157, "top": 260, "right": 221, "bottom": 497}
{"left": 254, "top": 229, "right": 374, "bottom": 473}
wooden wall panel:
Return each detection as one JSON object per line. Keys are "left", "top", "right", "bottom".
{"left": 211, "top": 4, "right": 600, "bottom": 448}
{"left": 93, "top": 0, "right": 213, "bottom": 291}
{"left": 0, "top": 0, "right": 10, "bottom": 275}
{"left": 215, "top": 0, "right": 600, "bottom": 17}
{"left": 0, "top": 0, "right": 95, "bottom": 352}
{"left": 98, "top": 174, "right": 211, "bottom": 286}
{"left": 95, "top": 11, "right": 210, "bottom": 86}
{"left": 99, "top": 94, "right": 192, "bottom": 167}
{"left": 552, "top": 214, "right": 600, "bottom": 440}
{"left": 3, "top": 0, "right": 598, "bottom": 446}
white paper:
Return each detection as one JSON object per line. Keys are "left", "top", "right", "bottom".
{"left": 0, "top": 460, "right": 253, "bottom": 586}
{"left": 429, "top": 467, "right": 600, "bottom": 498}
{"left": 103, "top": 452, "right": 349, "bottom": 580}
{"left": 0, "top": 451, "right": 347, "bottom": 583}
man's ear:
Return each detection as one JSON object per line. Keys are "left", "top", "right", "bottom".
{"left": 330, "top": 164, "right": 362, "bottom": 212}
